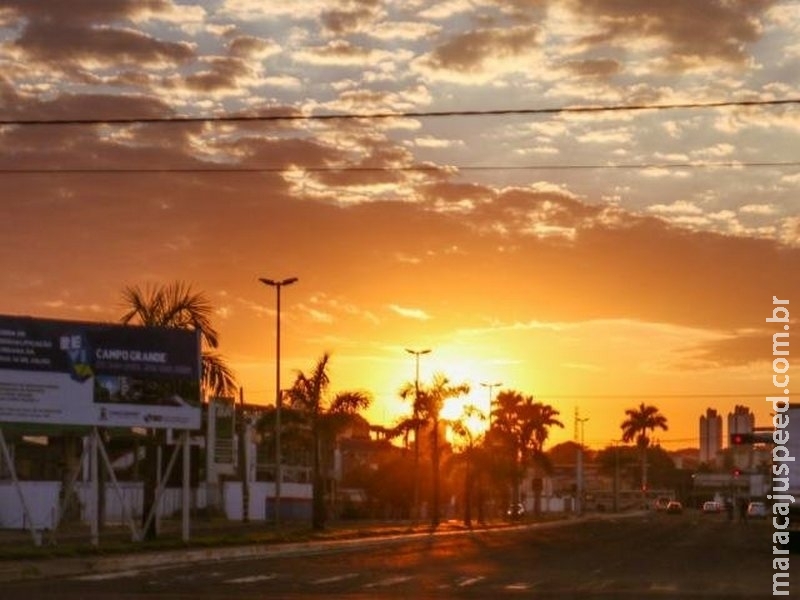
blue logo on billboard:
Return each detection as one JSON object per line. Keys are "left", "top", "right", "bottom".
{"left": 59, "top": 333, "right": 94, "bottom": 382}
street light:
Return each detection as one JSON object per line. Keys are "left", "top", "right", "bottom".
{"left": 480, "top": 382, "right": 502, "bottom": 427}
{"left": 576, "top": 415, "right": 589, "bottom": 516}
{"left": 406, "top": 348, "right": 431, "bottom": 387}
{"left": 405, "top": 348, "right": 430, "bottom": 522}
{"left": 259, "top": 276, "right": 298, "bottom": 527}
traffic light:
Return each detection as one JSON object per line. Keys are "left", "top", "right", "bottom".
{"left": 730, "top": 432, "right": 757, "bottom": 445}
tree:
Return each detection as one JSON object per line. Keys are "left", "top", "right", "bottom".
{"left": 390, "top": 410, "right": 427, "bottom": 522}
{"left": 491, "top": 391, "right": 563, "bottom": 515}
{"left": 448, "top": 404, "right": 486, "bottom": 527}
{"left": 620, "top": 403, "right": 669, "bottom": 494}
{"left": 526, "top": 401, "right": 564, "bottom": 515}
{"left": 120, "top": 281, "right": 237, "bottom": 397}
{"left": 120, "top": 281, "right": 237, "bottom": 538}
{"left": 400, "top": 373, "right": 470, "bottom": 526}
{"left": 286, "top": 353, "right": 371, "bottom": 531}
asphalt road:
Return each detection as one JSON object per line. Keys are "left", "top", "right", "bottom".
{"left": 3, "top": 511, "right": 795, "bottom": 599}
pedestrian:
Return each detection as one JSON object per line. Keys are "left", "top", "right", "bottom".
{"left": 738, "top": 498, "right": 748, "bottom": 524}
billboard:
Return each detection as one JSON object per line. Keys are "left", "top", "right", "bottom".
{"left": 0, "top": 315, "right": 201, "bottom": 430}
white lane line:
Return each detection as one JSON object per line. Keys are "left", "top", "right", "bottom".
{"left": 364, "top": 575, "right": 412, "bottom": 588}
{"left": 505, "top": 582, "right": 530, "bottom": 590}
{"left": 312, "top": 573, "right": 359, "bottom": 585}
{"left": 458, "top": 576, "right": 485, "bottom": 587}
{"left": 74, "top": 570, "right": 140, "bottom": 581}
{"left": 226, "top": 573, "right": 278, "bottom": 584}
{"left": 650, "top": 583, "right": 679, "bottom": 592}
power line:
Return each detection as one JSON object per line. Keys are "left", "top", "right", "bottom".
{"left": 1, "top": 98, "right": 798, "bottom": 127}
{"left": 0, "top": 160, "right": 797, "bottom": 175}
{"left": 538, "top": 393, "right": 767, "bottom": 400}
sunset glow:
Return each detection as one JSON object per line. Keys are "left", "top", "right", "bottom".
{"left": 1, "top": 1, "right": 798, "bottom": 451}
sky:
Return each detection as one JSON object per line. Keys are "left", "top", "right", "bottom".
{"left": 1, "top": 0, "right": 798, "bottom": 450}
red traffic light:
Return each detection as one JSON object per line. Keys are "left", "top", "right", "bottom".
{"left": 730, "top": 432, "right": 757, "bottom": 445}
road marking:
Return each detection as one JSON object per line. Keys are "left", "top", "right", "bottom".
{"left": 226, "top": 574, "right": 278, "bottom": 584}
{"left": 650, "top": 583, "right": 679, "bottom": 592}
{"left": 505, "top": 582, "right": 530, "bottom": 590}
{"left": 595, "top": 579, "right": 616, "bottom": 590}
{"left": 458, "top": 576, "right": 485, "bottom": 587}
{"left": 312, "top": 573, "right": 359, "bottom": 585}
{"left": 364, "top": 575, "right": 412, "bottom": 588}
{"left": 74, "top": 570, "right": 140, "bottom": 581}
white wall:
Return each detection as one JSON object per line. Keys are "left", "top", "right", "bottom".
{"left": 0, "top": 481, "right": 60, "bottom": 529}
{"left": 223, "top": 481, "right": 312, "bottom": 521}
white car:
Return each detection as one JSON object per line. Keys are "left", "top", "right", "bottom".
{"left": 747, "top": 501, "right": 767, "bottom": 518}
{"left": 702, "top": 501, "right": 721, "bottom": 514}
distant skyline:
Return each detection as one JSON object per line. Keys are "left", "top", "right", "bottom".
{"left": 1, "top": 1, "right": 798, "bottom": 448}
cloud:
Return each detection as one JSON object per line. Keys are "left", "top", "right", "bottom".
{"left": 321, "top": 3, "right": 383, "bottom": 35}
{"left": 367, "top": 20, "right": 441, "bottom": 41}
{"left": 388, "top": 304, "right": 432, "bottom": 320}
{"left": 292, "top": 40, "right": 399, "bottom": 67}
{"left": 674, "top": 328, "right": 782, "bottom": 369}
{"left": 562, "top": 57, "right": 621, "bottom": 78}
{"left": 413, "top": 24, "right": 542, "bottom": 83}
{"left": 739, "top": 204, "right": 776, "bottom": 216}
{"left": 3, "top": 1, "right": 195, "bottom": 74}
{"left": 570, "top": 0, "right": 777, "bottom": 69}
{"left": 648, "top": 200, "right": 704, "bottom": 216}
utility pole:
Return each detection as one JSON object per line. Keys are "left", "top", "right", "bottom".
{"left": 238, "top": 387, "right": 249, "bottom": 523}
{"left": 480, "top": 382, "right": 502, "bottom": 428}
{"left": 575, "top": 408, "right": 589, "bottom": 515}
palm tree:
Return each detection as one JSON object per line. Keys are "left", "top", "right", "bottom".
{"left": 448, "top": 404, "right": 485, "bottom": 527}
{"left": 491, "top": 391, "right": 563, "bottom": 516}
{"left": 388, "top": 411, "right": 427, "bottom": 521}
{"left": 120, "top": 281, "right": 237, "bottom": 397}
{"left": 286, "top": 353, "right": 371, "bottom": 531}
{"left": 526, "top": 401, "right": 563, "bottom": 515}
{"left": 120, "top": 281, "right": 237, "bottom": 538}
{"left": 400, "top": 373, "right": 469, "bottom": 526}
{"left": 621, "top": 403, "right": 669, "bottom": 496}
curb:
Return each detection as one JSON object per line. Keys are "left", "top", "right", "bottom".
{"left": 0, "top": 512, "right": 646, "bottom": 583}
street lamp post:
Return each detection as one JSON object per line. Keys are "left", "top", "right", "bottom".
{"left": 405, "top": 348, "right": 430, "bottom": 522}
{"left": 260, "top": 276, "right": 298, "bottom": 527}
{"left": 576, "top": 413, "right": 589, "bottom": 515}
{"left": 611, "top": 439, "right": 622, "bottom": 513}
{"left": 479, "top": 382, "right": 502, "bottom": 427}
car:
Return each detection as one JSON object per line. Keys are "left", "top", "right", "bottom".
{"left": 665, "top": 500, "right": 683, "bottom": 514}
{"left": 506, "top": 503, "right": 526, "bottom": 520}
{"left": 653, "top": 497, "right": 671, "bottom": 511}
{"left": 702, "top": 501, "right": 722, "bottom": 514}
{"left": 747, "top": 501, "right": 767, "bottom": 518}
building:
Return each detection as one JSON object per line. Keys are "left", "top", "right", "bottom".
{"left": 699, "top": 408, "right": 723, "bottom": 466}
{"left": 727, "top": 405, "right": 755, "bottom": 441}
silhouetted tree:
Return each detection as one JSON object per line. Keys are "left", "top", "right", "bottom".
{"left": 120, "top": 281, "right": 236, "bottom": 396}
{"left": 448, "top": 404, "right": 486, "bottom": 527}
{"left": 492, "top": 391, "right": 563, "bottom": 515}
{"left": 120, "top": 281, "right": 237, "bottom": 538}
{"left": 621, "top": 403, "right": 669, "bottom": 494}
{"left": 400, "top": 373, "right": 469, "bottom": 526}
{"left": 287, "top": 353, "right": 371, "bottom": 530}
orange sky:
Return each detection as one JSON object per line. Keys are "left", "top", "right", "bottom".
{"left": 1, "top": 1, "right": 799, "bottom": 449}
